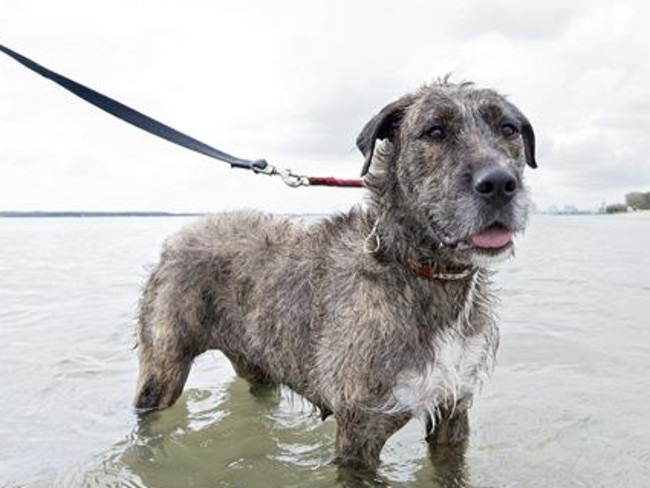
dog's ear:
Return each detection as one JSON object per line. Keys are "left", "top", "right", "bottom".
{"left": 508, "top": 104, "right": 537, "bottom": 169}
{"left": 357, "top": 95, "right": 414, "bottom": 176}
{"left": 502, "top": 98, "right": 537, "bottom": 169}
{"left": 520, "top": 116, "right": 537, "bottom": 169}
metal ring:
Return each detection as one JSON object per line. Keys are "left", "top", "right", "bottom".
{"left": 279, "top": 169, "right": 309, "bottom": 187}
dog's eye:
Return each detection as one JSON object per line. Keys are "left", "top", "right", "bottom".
{"left": 500, "top": 123, "right": 519, "bottom": 138}
{"left": 424, "top": 125, "right": 446, "bottom": 141}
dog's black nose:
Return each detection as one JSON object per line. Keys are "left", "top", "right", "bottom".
{"left": 473, "top": 166, "right": 518, "bottom": 206}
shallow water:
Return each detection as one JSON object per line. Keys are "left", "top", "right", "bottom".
{"left": 1, "top": 214, "right": 649, "bottom": 487}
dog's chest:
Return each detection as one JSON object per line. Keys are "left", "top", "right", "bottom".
{"left": 390, "top": 330, "right": 491, "bottom": 417}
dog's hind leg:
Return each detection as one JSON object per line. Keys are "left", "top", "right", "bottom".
{"left": 134, "top": 359, "right": 192, "bottom": 413}
{"left": 133, "top": 320, "right": 198, "bottom": 413}
{"left": 133, "top": 294, "right": 205, "bottom": 413}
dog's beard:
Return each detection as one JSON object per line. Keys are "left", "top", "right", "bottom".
{"left": 467, "top": 242, "right": 516, "bottom": 266}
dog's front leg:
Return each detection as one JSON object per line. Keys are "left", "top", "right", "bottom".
{"left": 334, "top": 408, "right": 410, "bottom": 471}
{"left": 425, "top": 407, "right": 470, "bottom": 446}
{"left": 424, "top": 408, "right": 470, "bottom": 485}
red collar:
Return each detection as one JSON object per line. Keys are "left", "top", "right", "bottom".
{"left": 399, "top": 257, "right": 476, "bottom": 280}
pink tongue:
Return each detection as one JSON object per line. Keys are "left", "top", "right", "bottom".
{"left": 469, "top": 226, "right": 512, "bottom": 249}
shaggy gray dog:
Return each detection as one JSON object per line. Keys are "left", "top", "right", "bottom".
{"left": 134, "top": 80, "right": 537, "bottom": 471}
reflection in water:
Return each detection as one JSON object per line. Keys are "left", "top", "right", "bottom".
{"left": 83, "top": 379, "right": 333, "bottom": 488}
{"left": 76, "top": 378, "right": 468, "bottom": 488}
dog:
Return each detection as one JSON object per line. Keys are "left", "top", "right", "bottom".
{"left": 133, "top": 79, "right": 537, "bottom": 471}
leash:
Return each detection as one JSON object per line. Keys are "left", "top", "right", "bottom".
{"left": 0, "top": 43, "right": 364, "bottom": 189}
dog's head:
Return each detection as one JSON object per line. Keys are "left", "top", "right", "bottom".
{"left": 358, "top": 81, "right": 537, "bottom": 267}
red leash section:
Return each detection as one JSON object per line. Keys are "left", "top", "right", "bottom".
{"left": 307, "top": 176, "right": 364, "bottom": 188}
{"left": 255, "top": 166, "right": 364, "bottom": 188}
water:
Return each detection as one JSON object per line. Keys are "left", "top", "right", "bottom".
{"left": 1, "top": 214, "right": 649, "bottom": 487}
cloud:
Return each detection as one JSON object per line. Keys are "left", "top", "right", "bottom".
{"left": 1, "top": 0, "right": 649, "bottom": 212}
{"left": 443, "top": 0, "right": 588, "bottom": 41}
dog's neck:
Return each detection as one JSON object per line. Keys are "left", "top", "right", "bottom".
{"left": 366, "top": 210, "right": 476, "bottom": 281}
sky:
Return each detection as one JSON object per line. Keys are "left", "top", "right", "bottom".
{"left": 1, "top": 0, "right": 649, "bottom": 214}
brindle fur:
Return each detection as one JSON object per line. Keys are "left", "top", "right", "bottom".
{"left": 134, "top": 80, "right": 536, "bottom": 471}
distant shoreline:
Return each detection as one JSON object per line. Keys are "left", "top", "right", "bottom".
{"left": 0, "top": 211, "right": 203, "bottom": 218}
{"left": 0, "top": 211, "right": 326, "bottom": 219}
{"left": 2, "top": 210, "right": 648, "bottom": 219}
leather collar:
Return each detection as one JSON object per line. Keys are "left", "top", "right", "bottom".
{"left": 399, "top": 257, "right": 476, "bottom": 281}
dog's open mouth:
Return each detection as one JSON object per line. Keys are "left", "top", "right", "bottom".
{"left": 466, "top": 223, "right": 513, "bottom": 250}
{"left": 440, "top": 223, "right": 513, "bottom": 253}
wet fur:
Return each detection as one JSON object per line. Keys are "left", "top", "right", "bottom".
{"left": 134, "top": 80, "right": 536, "bottom": 471}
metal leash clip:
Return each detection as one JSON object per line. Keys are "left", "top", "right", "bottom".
{"left": 278, "top": 168, "right": 310, "bottom": 188}
{"left": 251, "top": 164, "right": 310, "bottom": 187}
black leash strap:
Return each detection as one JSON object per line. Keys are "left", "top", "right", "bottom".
{"left": 0, "top": 44, "right": 268, "bottom": 171}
